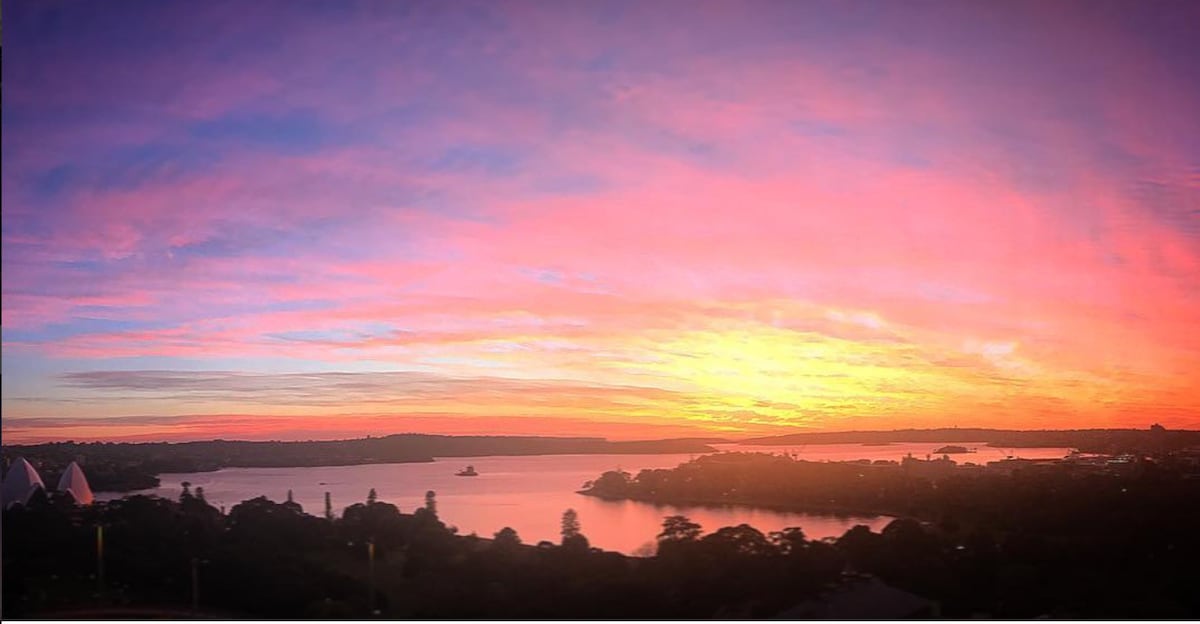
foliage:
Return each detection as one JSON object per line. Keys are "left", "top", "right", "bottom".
{"left": 560, "top": 508, "right": 580, "bottom": 541}
{"left": 4, "top": 454, "right": 1200, "bottom": 619}
{"left": 492, "top": 527, "right": 522, "bottom": 549}
{"left": 658, "top": 515, "right": 703, "bottom": 543}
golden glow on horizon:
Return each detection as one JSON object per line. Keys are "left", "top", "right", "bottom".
{"left": 3, "top": 2, "right": 1198, "bottom": 442}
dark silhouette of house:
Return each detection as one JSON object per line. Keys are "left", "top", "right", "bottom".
{"left": 901, "top": 453, "right": 957, "bottom": 480}
{"left": 774, "top": 576, "right": 939, "bottom": 619}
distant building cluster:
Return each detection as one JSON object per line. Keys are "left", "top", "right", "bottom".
{"left": 1, "top": 458, "right": 95, "bottom": 508}
{"left": 893, "top": 447, "right": 1200, "bottom": 481}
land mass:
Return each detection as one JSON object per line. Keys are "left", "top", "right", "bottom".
{"left": 1, "top": 434, "right": 725, "bottom": 493}
{"left": 7, "top": 427, "right": 1196, "bottom": 494}
{"left": 6, "top": 449, "right": 1200, "bottom": 618}
{"left": 740, "top": 427, "right": 1200, "bottom": 453}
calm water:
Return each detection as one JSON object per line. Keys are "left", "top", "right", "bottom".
{"left": 97, "top": 442, "right": 1071, "bottom": 555}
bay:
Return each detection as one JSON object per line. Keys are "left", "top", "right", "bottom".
{"left": 97, "top": 442, "right": 1072, "bottom": 555}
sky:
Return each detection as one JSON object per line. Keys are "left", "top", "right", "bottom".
{"left": 2, "top": 0, "right": 1198, "bottom": 443}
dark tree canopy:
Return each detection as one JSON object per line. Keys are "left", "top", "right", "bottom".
{"left": 424, "top": 490, "right": 437, "bottom": 517}
{"left": 560, "top": 508, "right": 581, "bottom": 542}
{"left": 492, "top": 526, "right": 522, "bottom": 549}
{"left": 658, "top": 515, "right": 703, "bottom": 543}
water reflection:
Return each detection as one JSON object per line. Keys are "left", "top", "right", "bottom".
{"left": 97, "top": 443, "right": 1070, "bottom": 554}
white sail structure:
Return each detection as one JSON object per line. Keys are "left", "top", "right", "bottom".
{"left": 56, "top": 461, "right": 95, "bottom": 505}
{"left": 2, "top": 457, "right": 47, "bottom": 509}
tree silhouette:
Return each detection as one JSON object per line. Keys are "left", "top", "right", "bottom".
{"left": 424, "top": 490, "right": 437, "bottom": 517}
{"left": 324, "top": 492, "right": 333, "bottom": 521}
{"left": 560, "top": 508, "right": 581, "bottom": 542}
{"left": 367, "top": 488, "right": 378, "bottom": 505}
{"left": 587, "top": 470, "right": 632, "bottom": 496}
{"left": 5, "top": 476, "right": 1200, "bottom": 619}
{"left": 282, "top": 489, "right": 303, "bottom": 514}
{"left": 492, "top": 526, "right": 521, "bottom": 549}
{"left": 656, "top": 515, "right": 704, "bottom": 559}
{"left": 658, "top": 515, "right": 703, "bottom": 543}
{"left": 341, "top": 500, "right": 404, "bottom": 552}
{"left": 768, "top": 526, "right": 807, "bottom": 555}
{"left": 837, "top": 524, "right": 882, "bottom": 570}
{"left": 700, "top": 524, "right": 775, "bottom": 557}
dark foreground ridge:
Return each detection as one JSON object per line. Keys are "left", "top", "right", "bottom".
{"left": 5, "top": 449, "right": 1199, "bottom": 619}
{"left": 0, "top": 435, "right": 724, "bottom": 493}
{"left": 577, "top": 449, "right": 1200, "bottom": 617}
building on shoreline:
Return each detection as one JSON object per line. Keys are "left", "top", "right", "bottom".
{"left": 2, "top": 457, "right": 47, "bottom": 509}
{"left": 2, "top": 457, "right": 95, "bottom": 508}
{"left": 56, "top": 461, "right": 95, "bottom": 505}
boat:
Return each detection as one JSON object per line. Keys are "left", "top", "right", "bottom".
{"left": 455, "top": 465, "right": 478, "bottom": 477}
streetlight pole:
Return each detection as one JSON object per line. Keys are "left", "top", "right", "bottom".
{"left": 191, "top": 557, "right": 200, "bottom": 613}
{"left": 96, "top": 524, "right": 105, "bottom": 594}
{"left": 367, "top": 539, "right": 376, "bottom": 616}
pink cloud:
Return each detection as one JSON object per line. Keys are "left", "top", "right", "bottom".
{"left": 4, "top": 1, "right": 1198, "bottom": 440}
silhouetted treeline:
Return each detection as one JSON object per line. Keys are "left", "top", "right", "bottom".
{"left": 582, "top": 452, "right": 1200, "bottom": 528}
{"left": 1, "top": 435, "right": 722, "bottom": 492}
{"left": 5, "top": 469, "right": 1198, "bottom": 618}
{"left": 2, "top": 489, "right": 843, "bottom": 618}
{"left": 742, "top": 425, "right": 1199, "bottom": 453}
{"left": 581, "top": 452, "right": 1200, "bottom": 616}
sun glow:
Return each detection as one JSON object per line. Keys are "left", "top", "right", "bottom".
{"left": 3, "top": 0, "right": 1198, "bottom": 442}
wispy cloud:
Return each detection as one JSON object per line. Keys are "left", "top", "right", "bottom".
{"left": 3, "top": 0, "right": 1198, "bottom": 441}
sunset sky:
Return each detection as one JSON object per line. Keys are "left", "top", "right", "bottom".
{"left": 3, "top": 0, "right": 1198, "bottom": 443}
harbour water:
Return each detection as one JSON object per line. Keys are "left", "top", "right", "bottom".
{"left": 98, "top": 442, "right": 1071, "bottom": 554}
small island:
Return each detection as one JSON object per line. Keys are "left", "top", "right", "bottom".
{"left": 933, "top": 445, "right": 972, "bottom": 454}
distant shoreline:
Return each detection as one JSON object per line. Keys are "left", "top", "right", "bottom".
{"left": 7, "top": 427, "right": 1194, "bottom": 494}
{"left": 2, "top": 435, "right": 724, "bottom": 493}
{"left": 739, "top": 426, "right": 1199, "bottom": 452}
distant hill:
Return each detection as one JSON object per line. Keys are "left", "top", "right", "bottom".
{"left": 739, "top": 427, "right": 1200, "bottom": 453}
{"left": 0, "top": 434, "right": 727, "bottom": 492}
{"left": 348, "top": 434, "right": 729, "bottom": 458}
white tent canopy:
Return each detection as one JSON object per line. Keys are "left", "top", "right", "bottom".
{"left": 2, "top": 457, "right": 47, "bottom": 509}
{"left": 56, "top": 461, "right": 95, "bottom": 505}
